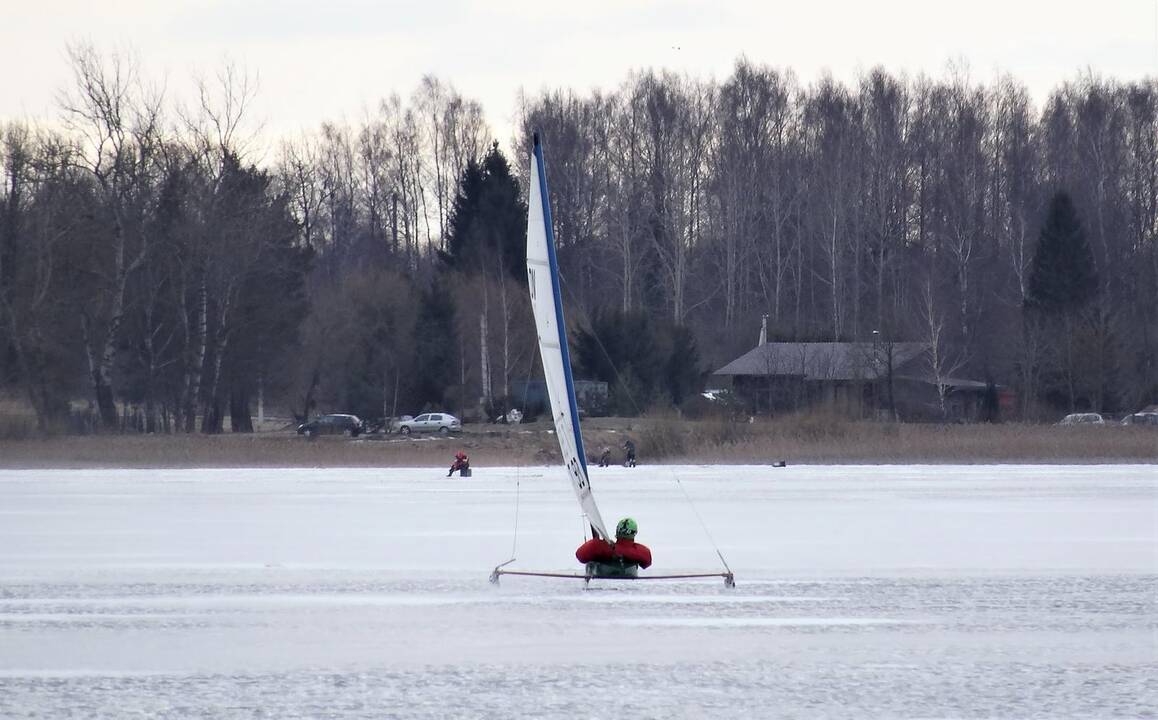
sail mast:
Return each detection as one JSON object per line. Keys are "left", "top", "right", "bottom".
{"left": 526, "top": 132, "right": 610, "bottom": 541}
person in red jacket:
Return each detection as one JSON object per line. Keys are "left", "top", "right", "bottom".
{"left": 448, "top": 451, "right": 470, "bottom": 477}
{"left": 575, "top": 517, "right": 652, "bottom": 577}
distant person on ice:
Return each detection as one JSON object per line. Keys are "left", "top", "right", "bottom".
{"left": 575, "top": 517, "right": 652, "bottom": 577}
{"left": 623, "top": 438, "right": 637, "bottom": 467}
{"left": 598, "top": 446, "right": 612, "bottom": 467}
{"left": 448, "top": 451, "right": 471, "bottom": 477}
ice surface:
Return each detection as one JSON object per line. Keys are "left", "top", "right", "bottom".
{"left": 1, "top": 464, "right": 1155, "bottom": 718}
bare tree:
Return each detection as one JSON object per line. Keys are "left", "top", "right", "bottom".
{"left": 414, "top": 76, "right": 488, "bottom": 249}
{"left": 803, "top": 77, "right": 857, "bottom": 340}
{"left": 919, "top": 277, "right": 970, "bottom": 420}
{"left": 277, "top": 135, "right": 323, "bottom": 251}
{"left": 859, "top": 69, "right": 911, "bottom": 336}
{"left": 632, "top": 72, "right": 715, "bottom": 323}
{"left": 0, "top": 124, "right": 81, "bottom": 429}
{"left": 59, "top": 43, "right": 165, "bottom": 429}
{"left": 712, "top": 60, "right": 799, "bottom": 330}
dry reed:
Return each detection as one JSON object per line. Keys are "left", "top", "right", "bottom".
{"left": 0, "top": 416, "right": 1153, "bottom": 469}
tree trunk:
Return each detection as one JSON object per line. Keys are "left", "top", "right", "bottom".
{"left": 479, "top": 312, "right": 491, "bottom": 401}
{"left": 185, "top": 278, "right": 209, "bottom": 432}
{"left": 829, "top": 210, "right": 841, "bottom": 339}
{"left": 229, "top": 386, "right": 253, "bottom": 433}
{"left": 203, "top": 398, "right": 223, "bottom": 435}
{"left": 1064, "top": 311, "right": 1076, "bottom": 411}
{"left": 1019, "top": 313, "right": 1040, "bottom": 421}
{"left": 200, "top": 292, "right": 232, "bottom": 434}
{"left": 81, "top": 313, "right": 118, "bottom": 429}
{"left": 497, "top": 256, "right": 512, "bottom": 400}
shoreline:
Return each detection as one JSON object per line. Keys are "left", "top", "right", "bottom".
{"left": 1, "top": 419, "right": 1154, "bottom": 469}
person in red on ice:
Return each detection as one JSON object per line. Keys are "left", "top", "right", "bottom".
{"left": 575, "top": 517, "right": 652, "bottom": 577}
{"left": 447, "top": 451, "right": 470, "bottom": 477}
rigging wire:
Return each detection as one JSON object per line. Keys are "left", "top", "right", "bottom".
{"left": 504, "top": 337, "right": 540, "bottom": 558}
{"left": 502, "top": 346, "right": 537, "bottom": 563}
{"left": 672, "top": 469, "right": 734, "bottom": 576}
{"left": 510, "top": 469, "right": 521, "bottom": 559}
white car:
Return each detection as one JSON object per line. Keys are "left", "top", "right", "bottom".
{"left": 1057, "top": 413, "right": 1106, "bottom": 426}
{"left": 396, "top": 412, "right": 462, "bottom": 435}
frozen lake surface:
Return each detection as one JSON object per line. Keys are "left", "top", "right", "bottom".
{"left": 1, "top": 464, "right": 1155, "bottom": 718}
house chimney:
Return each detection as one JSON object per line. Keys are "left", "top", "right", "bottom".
{"left": 759, "top": 314, "right": 768, "bottom": 346}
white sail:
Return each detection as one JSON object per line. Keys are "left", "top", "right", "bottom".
{"left": 525, "top": 133, "right": 610, "bottom": 541}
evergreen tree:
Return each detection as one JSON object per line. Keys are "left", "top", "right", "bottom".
{"left": 1026, "top": 192, "right": 1098, "bottom": 313}
{"left": 442, "top": 143, "right": 526, "bottom": 281}
{"left": 412, "top": 276, "right": 458, "bottom": 409}
{"left": 478, "top": 143, "right": 526, "bottom": 280}
{"left": 331, "top": 270, "right": 415, "bottom": 423}
{"left": 208, "top": 156, "right": 311, "bottom": 433}
{"left": 1024, "top": 191, "right": 1101, "bottom": 413}
{"left": 575, "top": 313, "right": 703, "bottom": 412}
{"left": 225, "top": 192, "right": 311, "bottom": 431}
{"left": 664, "top": 324, "right": 702, "bottom": 406}
{"left": 575, "top": 309, "right": 663, "bottom": 415}
{"left": 444, "top": 159, "right": 484, "bottom": 265}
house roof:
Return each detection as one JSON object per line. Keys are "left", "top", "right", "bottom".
{"left": 712, "top": 342, "right": 929, "bottom": 381}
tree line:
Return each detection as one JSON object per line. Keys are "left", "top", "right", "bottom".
{"left": 514, "top": 63, "right": 1156, "bottom": 419}
{"left": 1, "top": 48, "right": 1155, "bottom": 433}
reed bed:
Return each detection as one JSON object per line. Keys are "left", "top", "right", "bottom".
{"left": 0, "top": 431, "right": 551, "bottom": 469}
{"left": 639, "top": 417, "right": 1158, "bottom": 465}
{"left": 0, "top": 416, "right": 1153, "bottom": 469}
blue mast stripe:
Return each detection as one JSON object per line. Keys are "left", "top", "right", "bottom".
{"left": 533, "top": 137, "right": 590, "bottom": 480}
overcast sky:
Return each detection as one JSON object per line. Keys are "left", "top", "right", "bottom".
{"left": 3, "top": 0, "right": 1156, "bottom": 149}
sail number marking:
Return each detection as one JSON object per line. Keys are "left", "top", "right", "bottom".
{"left": 568, "top": 457, "right": 588, "bottom": 491}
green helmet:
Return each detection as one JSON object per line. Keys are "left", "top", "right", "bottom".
{"left": 615, "top": 517, "right": 638, "bottom": 539}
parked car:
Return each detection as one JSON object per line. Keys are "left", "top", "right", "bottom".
{"left": 396, "top": 412, "right": 461, "bottom": 435}
{"left": 1057, "top": 413, "right": 1106, "bottom": 426}
{"left": 1120, "top": 412, "right": 1158, "bottom": 426}
{"left": 297, "top": 414, "right": 364, "bottom": 437}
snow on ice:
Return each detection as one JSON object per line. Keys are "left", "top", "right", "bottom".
{"left": 0, "top": 465, "right": 1155, "bottom": 718}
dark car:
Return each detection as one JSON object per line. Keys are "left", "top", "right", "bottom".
{"left": 297, "top": 414, "right": 364, "bottom": 438}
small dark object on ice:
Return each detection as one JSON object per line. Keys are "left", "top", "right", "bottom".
{"left": 771, "top": 460, "right": 786, "bottom": 467}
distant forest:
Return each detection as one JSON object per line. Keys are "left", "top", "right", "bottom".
{"left": 1, "top": 46, "right": 1155, "bottom": 433}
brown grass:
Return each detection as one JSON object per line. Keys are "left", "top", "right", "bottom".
{"left": 640, "top": 414, "right": 1158, "bottom": 465}
{"left": 0, "top": 415, "right": 1153, "bottom": 468}
{"left": 0, "top": 430, "right": 557, "bottom": 469}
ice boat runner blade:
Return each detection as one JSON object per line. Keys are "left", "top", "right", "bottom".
{"left": 491, "top": 568, "right": 736, "bottom": 586}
